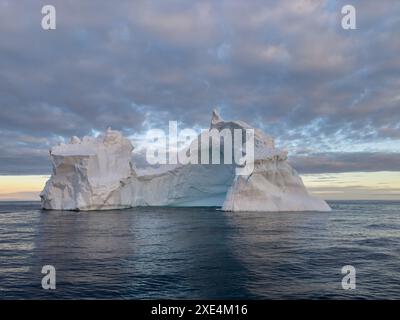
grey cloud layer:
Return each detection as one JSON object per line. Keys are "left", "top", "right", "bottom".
{"left": 0, "top": 0, "right": 399, "bottom": 174}
{"left": 290, "top": 152, "right": 400, "bottom": 174}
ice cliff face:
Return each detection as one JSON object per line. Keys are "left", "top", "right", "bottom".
{"left": 41, "top": 128, "right": 135, "bottom": 210}
{"left": 41, "top": 112, "right": 331, "bottom": 212}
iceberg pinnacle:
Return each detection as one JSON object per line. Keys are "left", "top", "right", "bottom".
{"left": 41, "top": 112, "right": 331, "bottom": 212}
{"left": 210, "top": 109, "right": 223, "bottom": 127}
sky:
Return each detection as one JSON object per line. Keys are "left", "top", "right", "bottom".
{"left": 0, "top": 0, "right": 399, "bottom": 200}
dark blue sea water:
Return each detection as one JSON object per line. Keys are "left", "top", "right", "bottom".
{"left": 1, "top": 201, "right": 400, "bottom": 299}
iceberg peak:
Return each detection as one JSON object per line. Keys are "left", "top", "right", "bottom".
{"left": 210, "top": 109, "right": 223, "bottom": 127}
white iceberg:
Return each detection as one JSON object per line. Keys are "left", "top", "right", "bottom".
{"left": 41, "top": 111, "right": 331, "bottom": 212}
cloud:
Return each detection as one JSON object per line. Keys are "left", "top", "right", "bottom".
{"left": 0, "top": 0, "right": 399, "bottom": 174}
{"left": 290, "top": 152, "right": 400, "bottom": 174}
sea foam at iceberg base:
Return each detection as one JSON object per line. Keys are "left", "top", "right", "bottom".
{"left": 40, "top": 111, "right": 331, "bottom": 212}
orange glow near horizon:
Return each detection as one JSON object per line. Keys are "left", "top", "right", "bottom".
{"left": 0, "top": 175, "right": 49, "bottom": 200}
{"left": 0, "top": 172, "right": 399, "bottom": 201}
{"left": 302, "top": 171, "right": 400, "bottom": 200}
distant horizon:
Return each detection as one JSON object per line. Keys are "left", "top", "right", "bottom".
{"left": 1, "top": 171, "right": 399, "bottom": 202}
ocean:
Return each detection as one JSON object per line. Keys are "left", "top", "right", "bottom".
{"left": 1, "top": 200, "right": 400, "bottom": 299}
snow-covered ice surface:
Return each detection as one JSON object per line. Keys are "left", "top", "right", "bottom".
{"left": 41, "top": 111, "right": 331, "bottom": 212}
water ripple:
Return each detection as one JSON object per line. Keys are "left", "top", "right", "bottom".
{"left": 0, "top": 200, "right": 400, "bottom": 299}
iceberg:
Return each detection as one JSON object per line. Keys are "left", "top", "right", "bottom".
{"left": 41, "top": 111, "right": 331, "bottom": 212}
